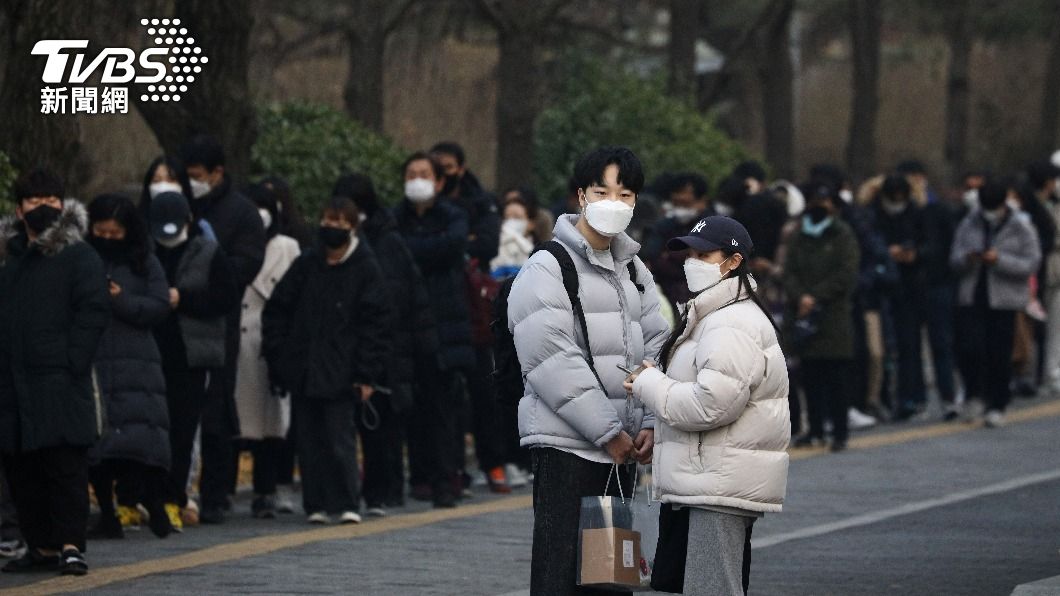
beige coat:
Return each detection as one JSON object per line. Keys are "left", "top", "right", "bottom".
{"left": 633, "top": 276, "right": 790, "bottom": 513}
{"left": 235, "top": 234, "right": 300, "bottom": 439}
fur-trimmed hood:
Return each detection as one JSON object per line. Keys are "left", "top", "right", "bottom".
{"left": 0, "top": 199, "right": 89, "bottom": 261}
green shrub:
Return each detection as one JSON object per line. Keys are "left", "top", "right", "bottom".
{"left": 0, "top": 152, "right": 17, "bottom": 214}
{"left": 534, "top": 57, "right": 755, "bottom": 202}
{"left": 252, "top": 103, "right": 407, "bottom": 218}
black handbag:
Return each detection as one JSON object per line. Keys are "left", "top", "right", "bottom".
{"left": 649, "top": 503, "right": 690, "bottom": 593}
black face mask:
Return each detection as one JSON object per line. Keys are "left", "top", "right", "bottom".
{"left": 89, "top": 236, "right": 128, "bottom": 261}
{"left": 23, "top": 205, "right": 62, "bottom": 235}
{"left": 441, "top": 174, "right": 460, "bottom": 197}
{"left": 318, "top": 226, "right": 351, "bottom": 249}
{"left": 807, "top": 205, "right": 830, "bottom": 224}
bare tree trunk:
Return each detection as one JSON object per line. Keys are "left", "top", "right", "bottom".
{"left": 1038, "top": 0, "right": 1060, "bottom": 156}
{"left": 759, "top": 0, "right": 795, "bottom": 179}
{"left": 343, "top": 28, "right": 386, "bottom": 132}
{"left": 496, "top": 27, "right": 540, "bottom": 190}
{"left": 845, "top": 0, "right": 881, "bottom": 181}
{"left": 135, "top": 0, "right": 257, "bottom": 183}
{"left": 0, "top": 0, "right": 90, "bottom": 190}
{"left": 944, "top": 1, "right": 972, "bottom": 183}
{"left": 668, "top": 0, "right": 699, "bottom": 101}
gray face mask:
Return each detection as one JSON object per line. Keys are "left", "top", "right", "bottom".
{"left": 189, "top": 178, "right": 212, "bottom": 199}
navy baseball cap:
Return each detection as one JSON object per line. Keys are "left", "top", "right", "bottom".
{"left": 149, "top": 191, "right": 191, "bottom": 241}
{"left": 667, "top": 215, "right": 753, "bottom": 259}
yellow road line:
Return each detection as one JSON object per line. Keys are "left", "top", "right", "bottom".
{"left": 0, "top": 494, "right": 533, "bottom": 596}
{"left": 7, "top": 398, "right": 1060, "bottom": 594}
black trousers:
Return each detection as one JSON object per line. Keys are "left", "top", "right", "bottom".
{"left": 294, "top": 398, "right": 361, "bottom": 514}
{"left": 90, "top": 459, "right": 166, "bottom": 517}
{"left": 199, "top": 365, "right": 238, "bottom": 511}
{"left": 800, "top": 359, "right": 851, "bottom": 444}
{"left": 408, "top": 363, "right": 461, "bottom": 496}
{"left": 358, "top": 395, "right": 405, "bottom": 507}
{"left": 0, "top": 458, "right": 21, "bottom": 542}
{"left": 957, "top": 305, "right": 1016, "bottom": 412}
{"left": 162, "top": 365, "right": 210, "bottom": 507}
{"left": 465, "top": 345, "right": 506, "bottom": 472}
{"left": 249, "top": 438, "right": 285, "bottom": 496}
{"left": 2, "top": 446, "right": 88, "bottom": 552}
{"left": 530, "top": 448, "right": 635, "bottom": 596}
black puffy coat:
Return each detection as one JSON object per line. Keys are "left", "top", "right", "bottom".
{"left": 360, "top": 210, "right": 438, "bottom": 410}
{"left": 91, "top": 253, "right": 172, "bottom": 469}
{"left": 262, "top": 240, "right": 392, "bottom": 400}
{"left": 0, "top": 202, "right": 111, "bottom": 452}
{"left": 394, "top": 199, "right": 475, "bottom": 372}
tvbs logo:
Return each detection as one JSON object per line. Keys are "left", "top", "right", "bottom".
{"left": 33, "top": 18, "right": 207, "bottom": 114}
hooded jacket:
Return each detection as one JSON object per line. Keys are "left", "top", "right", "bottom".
{"left": 508, "top": 215, "right": 669, "bottom": 457}
{"left": 951, "top": 209, "right": 1041, "bottom": 311}
{"left": 632, "top": 277, "right": 789, "bottom": 513}
{"left": 0, "top": 201, "right": 111, "bottom": 452}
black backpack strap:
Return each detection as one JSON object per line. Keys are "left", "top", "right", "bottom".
{"left": 627, "top": 258, "right": 645, "bottom": 293}
{"left": 535, "top": 241, "right": 606, "bottom": 392}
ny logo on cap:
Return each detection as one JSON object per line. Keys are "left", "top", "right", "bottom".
{"left": 732, "top": 239, "right": 739, "bottom": 247}
{"left": 691, "top": 220, "right": 707, "bottom": 234}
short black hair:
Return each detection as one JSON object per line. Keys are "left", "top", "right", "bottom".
{"left": 809, "top": 163, "right": 846, "bottom": 189}
{"left": 87, "top": 193, "right": 151, "bottom": 275}
{"left": 333, "top": 173, "right": 380, "bottom": 218}
{"left": 13, "top": 167, "right": 64, "bottom": 204}
{"left": 715, "top": 175, "right": 748, "bottom": 205}
{"left": 1026, "top": 160, "right": 1060, "bottom": 191}
{"left": 669, "top": 172, "right": 709, "bottom": 199}
{"left": 881, "top": 174, "right": 911, "bottom": 200}
{"left": 322, "top": 195, "right": 361, "bottom": 226}
{"left": 402, "top": 151, "right": 445, "bottom": 180}
{"left": 429, "top": 141, "right": 465, "bottom": 166}
{"left": 978, "top": 179, "right": 1008, "bottom": 210}
{"left": 732, "top": 161, "right": 766, "bottom": 183}
{"left": 801, "top": 180, "right": 841, "bottom": 209}
{"left": 180, "top": 134, "right": 226, "bottom": 171}
{"left": 571, "top": 146, "right": 644, "bottom": 194}
{"left": 895, "top": 159, "right": 926, "bottom": 175}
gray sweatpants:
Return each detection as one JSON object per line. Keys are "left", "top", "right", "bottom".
{"left": 684, "top": 508, "right": 755, "bottom": 596}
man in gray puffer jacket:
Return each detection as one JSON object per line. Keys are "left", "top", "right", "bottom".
{"left": 508, "top": 147, "right": 669, "bottom": 595}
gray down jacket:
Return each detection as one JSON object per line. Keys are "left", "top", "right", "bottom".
{"left": 508, "top": 214, "right": 670, "bottom": 454}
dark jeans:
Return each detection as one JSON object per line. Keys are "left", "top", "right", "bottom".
{"left": 0, "top": 458, "right": 21, "bottom": 542}
{"left": 200, "top": 367, "right": 237, "bottom": 511}
{"left": 466, "top": 345, "right": 506, "bottom": 472}
{"left": 162, "top": 365, "right": 210, "bottom": 507}
{"left": 892, "top": 292, "right": 926, "bottom": 409}
{"left": 294, "top": 398, "right": 360, "bottom": 514}
{"left": 530, "top": 448, "right": 635, "bottom": 596}
{"left": 2, "top": 446, "right": 88, "bottom": 552}
{"left": 800, "top": 359, "right": 851, "bottom": 444}
{"left": 409, "top": 363, "right": 461, "bottom": 497}
{"left": 90, "top": 459, "right": 166, "bottom": 517}
{"left": 925, "top": 284, "right": 957, "bottom": 403}
{"left": 250, "top": 438, "right": 285, "bottom": 496}
{"left": 358, "top": 395, "right": 405, "bottom": 507}
{"left": 957, "top": 306, "right": 1016, "bottom": 412}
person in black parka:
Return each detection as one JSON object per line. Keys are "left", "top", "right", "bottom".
{"left": 85, "top": 194, "right": 173, "bottom": 540}
{"left": 333, "top": 173, "right": 438, "bottom": 513}
{"left": 263, "top": 197, "right": 392, "bottom": 522}
{"left": 0, "top": 169, "right": 110, "bottom": 575}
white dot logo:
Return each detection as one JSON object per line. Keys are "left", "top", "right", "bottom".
{"left": 140, "top": 17, "right": 204, "bottom": 103}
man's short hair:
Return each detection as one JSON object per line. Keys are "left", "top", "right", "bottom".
{"left": 402, "top": 151, "right": 445, "bottom": 180}
{"left": 429, "top": 141, "right": 465, "bottom": 166}
{"left": 571, "top": 146, "right": 645, "bottom": 194}
{"left": 322, "top": 196, "right": 361, "bottom": 226}
{"left": 733, "top": 161, "right": 767, "bottom": 183}
{"left": 13, "top": 167, "right": 64, "bottom": 204}
{"left": 180, "top": 134, "right": 226, "bottom": 171}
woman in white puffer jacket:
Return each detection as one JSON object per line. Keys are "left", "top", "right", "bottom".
{"left": 625, "top": 216, "right": 789, "bottom": 596}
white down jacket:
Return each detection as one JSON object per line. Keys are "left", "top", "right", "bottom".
{"left": 508, "top": 215, "right": 670, "bottom": 454}
{"left": 632, "top": 276, "right": 790, "bottom": 513}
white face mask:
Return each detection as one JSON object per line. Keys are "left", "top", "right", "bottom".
{"left": 714, "top": 203, "right": 734, "bottom": 217}
{"left": 982, "top": 207, "right": 1006, "bottom": 224}
{"left": 669, "top": 206, "right": 700, "bottom": 225}
{"left": 582, "top": 198, "right": 635, "bottom": 238}
{"left": 405, "top": 178, "right": 435, "bottom": 203}
{"left": 684, "top": 257, "right": 729, "bottom": 294}
{"left": 839, "top": 189, "right": 854, "bottom": 204}
{"left": 156, "top": 226, "right": 189, "bottom": 248}
{"left": 881, "top": 198, "right": 908, "bottom": 216}
{"left": 189, "top": 178, "right": 212, "bottom": 199}
{"left": 149, "top": 181, "right": 183, "bottom": 199}
{"left": 963, "top": 189, "right": 979, "bottom": 211}
{"left": 502, "top": 218, "right": 529, "bottom": 237}
{"left": 258, "top": 208, "right": 273, "bottom": 230}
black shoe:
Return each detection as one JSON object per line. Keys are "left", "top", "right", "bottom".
{"left": 252, "top": 496, "right": 277, "bottom": 519}
{"left": 384, "top": 498, "right": 405, "bottom": 509}
{"left": 59, "top": 548, "right": 87, "bottom": 576}
{"left": 199, "top": 506, "right": 226, "bottom": 525}
{"left": 432, "top": 490, "right": 457, "bottom": 509}
{"left": 146, "top": 503, "right": 173, "bottom": 539}
{"left": 2, "top": 549, "right": 59, "bottom": 573}
{"left": 830, "top": 440, "right": 848, "bottom": 453}
{"left": 410, "top": 483, "right": 432, "bottom": 502}
{"left": 792, "top": 435, "right": 822, "bottom": 449}
{"left": 87, "top": 514, "right": 124, "bottom": 540}
{"left": 1015, "top": 380, "right": 1038, "bottom": 398}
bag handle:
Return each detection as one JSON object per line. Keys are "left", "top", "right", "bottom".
{"left": 603, "top": 462, "right": 640, "bottom": 504}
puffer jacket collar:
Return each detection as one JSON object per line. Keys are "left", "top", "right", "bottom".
{"left": 552, "top": 214, "right": 641, "bottom": 273}
{"left": 0, "top": 199, "right": 88, "bottom": 262}
{"left": 673, "top": 276, "right": 757, "bottom": 345}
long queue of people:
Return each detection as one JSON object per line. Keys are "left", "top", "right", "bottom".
{"left": 0, "top": 133, "right": 1053, "bottom": 578}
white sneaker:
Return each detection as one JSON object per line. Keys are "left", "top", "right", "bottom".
{"left": 275, "top": 485, "right": 296, "bottom": 514}
{"left": 339, "top": 511, "right": 362, "bottom": 524}
{"left": 984, "top": 410, "right": 1006, "bottom": 428}
{"left": 365, "top": 506, "right": 387, "bottom": 518}
{"left": 0, "top": 539, "right": 27, "bottom": 559}
{"left": 307, "top": 511, "right": 329, "bottom": 524}
{"left": 848, "top": 407, "right": 878, "bottom": 430}
{"left": 505, "top": 463, "right": 529, "bottom": 488}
